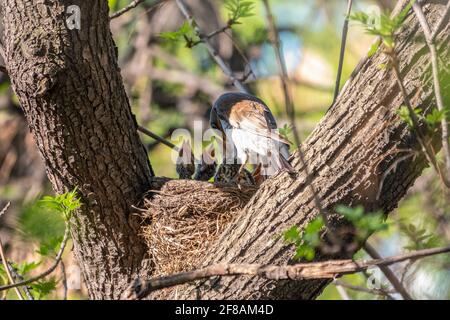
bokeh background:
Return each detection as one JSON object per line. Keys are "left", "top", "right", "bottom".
{"left": 1, "top": 0, "right": 449, "bottom": 300}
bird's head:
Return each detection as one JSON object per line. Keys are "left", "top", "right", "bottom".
{"left": 175, "top": 140, "right": 195, "bottom": 179}
{"left": 194, "top": 145, "right": 216, "bottom": 181}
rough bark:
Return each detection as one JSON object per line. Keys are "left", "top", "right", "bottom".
{"left": 157, "top": 0, "right": 450, "bottom": 299}
{"left": 2, "top": 1, "right": 153, "bottom": 299}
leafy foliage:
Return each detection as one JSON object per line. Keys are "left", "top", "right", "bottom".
{"left": 425, "top": 109, "right": 446, "bottom": 129}
{"left": 30, "top": 278, "right": 58, "bottom": 300}
{"left": 160, "top": 21, "right": 198, "bottom": 44}
{"left": 283, "top": 217, "right": 324, "bottom": 261}
{"left": 225, "top": 0, "right": 255, "bottom": 25}
{"left": 284, "top": 206, "right": 387, "bottom": 261}
{"left": 39, "top": 188, "right": 81, "bottom": 221}
{"left": 279, "top": 124, "right": 293, "bottom": 142}
{"left": 349, "top": 1, "right": 414, "bottom": 50}
{"left": 10, "top": 189, "right": 81, "bottom": 299}
{"left": 335, "top": 205, "right": 388, "bottom": 241}
{"left": 396, "top": 105, "right": 422, "bottom": 128}
{"left": 399, "top": 223, "right": 440, "bottom": 251}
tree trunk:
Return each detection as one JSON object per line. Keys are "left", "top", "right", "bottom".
{"left": 2, "top": 0, "right": 153, "bottom": 299}
{"left": 159, "top": 0, "right": 450, "bottom": 299}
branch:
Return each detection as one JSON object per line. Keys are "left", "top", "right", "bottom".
{"left": 123, "top": 245, "right": 450, "bottom": 300}
{"left": 174, "top": 0, "right": 249, "bottom": 93}
{"left": 430, "top": 0, "right": 450, "bottom": 42}
{"left": 333, "top": 280, "right": 395, "bottom": 297}
{"left": 391, "top": 55, "right": 450, "bottom": 188}
{"left": 109, "top": 0, "right": 145, "bottom": 19}
{"left": 0, "top": 203, "right": 24, "bottom": 300}
{"left": 363, "top": 242, "right": 412, "bottom": 300}
{"left": 0, "top": 221, "right": 70, "bottom": 292}
{"left": 333, "top": 0, "right": 353, "bottom": 104}
{"left": 137, "top": 125, "right": 179, "bottom": 152}
{"left": 262, "top": 0, "right": 301, "bottom": 147}
{"left": 412, "top": 1, "right": 450, "bottom": 183}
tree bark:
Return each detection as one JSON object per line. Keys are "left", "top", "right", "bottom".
{"left": 2, "top": 0, "right": 153, "bottom": 299}
{"left": 157, "top": 0, "right": 450, "bottom": 299}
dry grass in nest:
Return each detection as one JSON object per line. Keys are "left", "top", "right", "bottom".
{"left": 141, "top": 179, "right": 257, "bottom": 277}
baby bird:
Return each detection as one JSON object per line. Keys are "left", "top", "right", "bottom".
{"left": 214, "top": 162, "right": 255, "bottom": 185}
{"left": 193, "top": 145, "right": 217, "bottom": 181}
{"left": 210, "top": 92, "right": 295, "bottom": 178}
{"left": 175, "top": 140, "right": 195, "bottom": 179}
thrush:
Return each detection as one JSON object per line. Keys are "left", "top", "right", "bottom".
{"left": 193, "top": 145, "right": 217, "bottom": 181}
{"left": 175, "top": 140, "right": 195, "bottom": 179}
{"left": 210, "top": 92, "right": 295, "bottom": 179}
{"left": 214, "top": 162, "right": 255, "bottom": 185}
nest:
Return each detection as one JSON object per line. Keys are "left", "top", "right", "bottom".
{"left": 141, "top": 179, "right": 257, "bottom": 277}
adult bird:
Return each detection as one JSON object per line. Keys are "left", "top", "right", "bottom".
{"left": 210, "top": 92, "right": 295, "bottom": 179}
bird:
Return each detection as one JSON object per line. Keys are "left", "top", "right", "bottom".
{"left": 210, "top": 92, "right": 295, "bottom": 180}
{"left": 175, "top": 140, "right": 195, "bottom": 179}
{"left": 193, "top": 145, "right": 217, "bottom": 181}
{"left": 214, "top": 162, "right": 255, "bottom": 185}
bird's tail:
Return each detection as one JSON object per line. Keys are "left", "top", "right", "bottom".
{"left": 279, "top": 153, "right": 296, "bottom": 173}
{"left": 261, "top": 151, "right": 296, "bottom": 176}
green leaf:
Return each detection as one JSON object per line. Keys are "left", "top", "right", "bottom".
{"left": 396, "top": 105, "right": 421, "bottom": 128}
{"left": 336, "top": 205, "right": 387, "bottom": 240}
{"left": 367, "top": 39, "right": 381, "bottom": 57}
{"left": 39, "top": 188, "right": 81, "bottom": 220}
{"left": 31, "top": 278, "right": 58, "bottom": 299}
{"left": 283, "top": 226, "right": 300, "bottom": 244}
{"left": 159, "top": 21, "right": 198, "bottom": 45}
{"left": 16, "top": 261, "right": 41, "bottom": 276}
{"left": 294, "top": 244, "right": 316, "bottom": 261}
{"left": 336, "top": 205, "right": 364, "bottom": 221}
{"left": 36, "top": 236, "right": 63, "bottom": 257}
{"left": 225, "top": 0, "right": 255, "bottom": 25}
{"left": 425, "top": 109, "right": 445, "bottom": 128}
{"left": 350, "top": 1, "right": 415, "bottom": 50}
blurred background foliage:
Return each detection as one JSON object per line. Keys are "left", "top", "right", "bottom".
{"left": 0, "top": 0, "right": 449, "bottom": 300}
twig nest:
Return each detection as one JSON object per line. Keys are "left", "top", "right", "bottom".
{"left": 141, "top": 179, "right": 257, "bottom": 277}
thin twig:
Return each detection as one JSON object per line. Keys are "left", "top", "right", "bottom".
{"left": 7, "top": 266, "right": 33, "bottom": 300}
{"left": 430, "top": 1, "right": 450, "bottom": 42}
{"left": 0, "top": 221, "right": 70, "bottom": 292}
{"left": 391, "top": 55, "right": 449, "bottom": 187}
{"left": 333, "top": 280, "right": 395, "bottom": 297}
{"left": 335, "top": 283, "right": 352, "bottom": 300}
{"left": 333, "top": 0, "right": 354, "bottom": 104}
{"left": 205, "top": 25, "right": 231, "bottom": 39}
{"left": 174, "top": 0, "right": 249, "bottom": 93}
{"left": 123, "top": 244, "right": 450, "bottom": 300}
{"left": 363, "top": 242, "right": 412, "bottom": 300}
{"left": 262, "top": 0, "right": 301, "bottom": 147}
{"left": 0, "top": 239, "right": 24, "bottom": 300}
{"left": 60, "top": 261, "right": 68, "bottom": 300}
{"left": 109, "top": 0, "right": 145, "bottom": 19}
{"left": 0, "top": 203, "right": 24, "bottom": 300}
{"left": 6, "top": 263, "right": 34, "bottom": 300}
{"left": 137, "top": 125, "right": 179, "bottom": 152}
{"left": 412, "top": 2, "right": 450, "bottom": 183}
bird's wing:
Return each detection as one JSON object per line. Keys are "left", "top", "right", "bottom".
{"left": 217, "top": 100, "right": 292, "bottom": 145}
